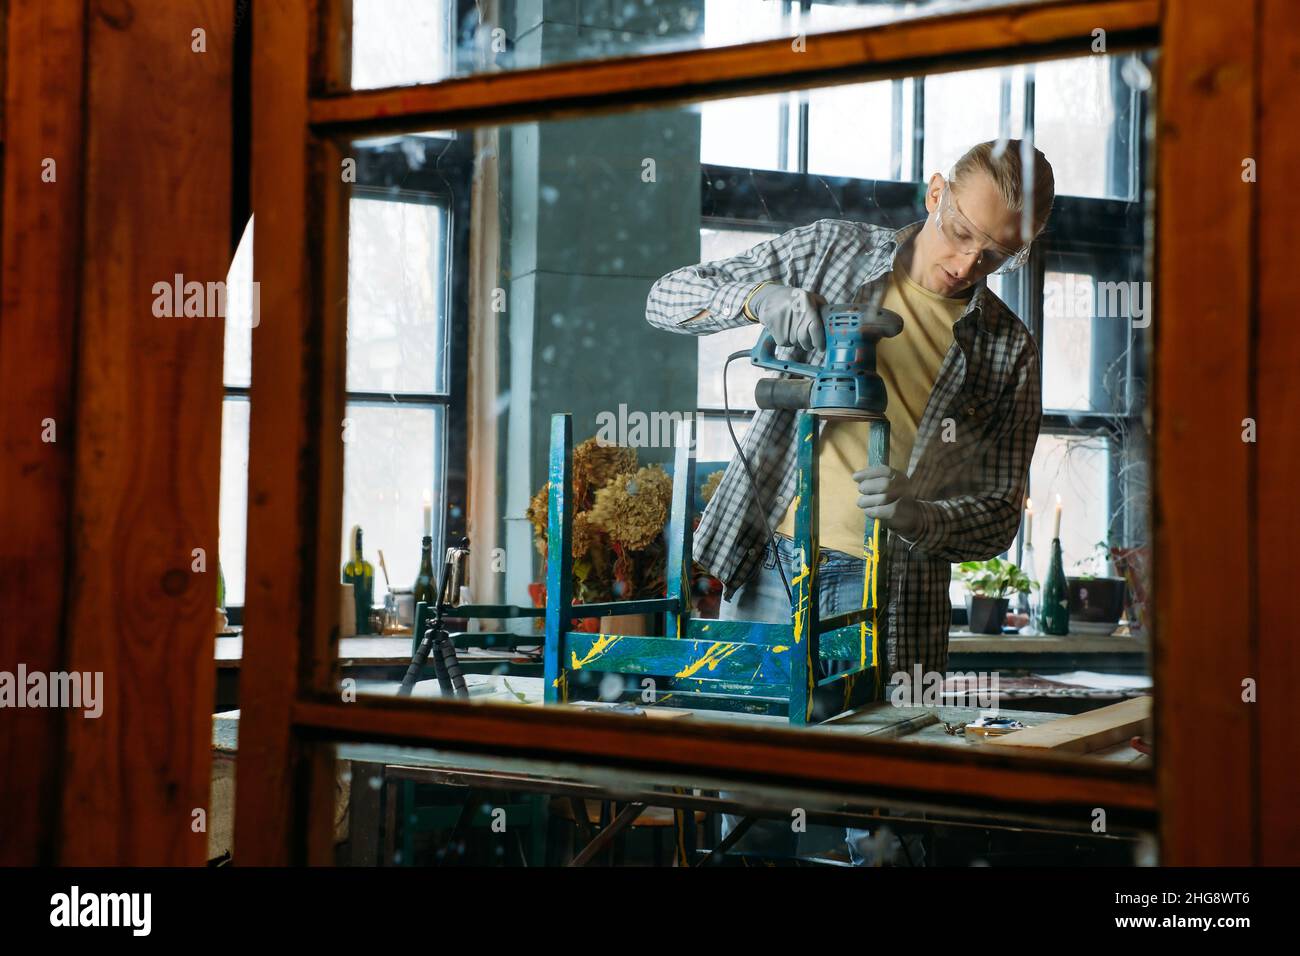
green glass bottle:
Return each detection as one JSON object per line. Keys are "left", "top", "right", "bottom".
{"left": 216, "top": 559, "right": 226, "bottom": 611}
{"left": 1039, "top": 537, "right": 1071, "bottom": 635}
{"left": 413, "top": 535, "right": 435, "bottom": 609}
{"left": 342, "top": 525, "right": 375, "bottom": 635}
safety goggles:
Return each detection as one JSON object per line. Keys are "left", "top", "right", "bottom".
{"left": 933, "top": 179, "right": 1032, "bottom": 274}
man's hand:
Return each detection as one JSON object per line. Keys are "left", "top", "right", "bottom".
{"left": 748, "top": 284, "right": 827, "bottom": 351}
{"left": 853, "top": 465, "right": 923, "bottom": 539}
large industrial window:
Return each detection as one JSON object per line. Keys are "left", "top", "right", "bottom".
{"left": 220, "top": 139, "right": 471, "bottom": 611}
{"left": 694, "top": 52, "right": 1150, "bottom": 600}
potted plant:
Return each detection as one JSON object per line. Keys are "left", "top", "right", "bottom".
{"left": 955, "top": 558, "right": 1039, "bottom": 635}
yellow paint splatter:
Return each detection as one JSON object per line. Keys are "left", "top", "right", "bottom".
{"left": 552, "top": 670, "right": 570, "bottom": 702}
{"left": 570, "top": 633, "right": 622, "bottom": 670}
{"left": 675, "top": 641, "right": 741, "bottom": 679}
{"left": 791, "top": 555, "right": 811, "bottom": 645}
{"left": 772, "top": 645, "right": 789, "bottom": 653}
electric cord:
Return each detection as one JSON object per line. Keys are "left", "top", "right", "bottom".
{"left": 723, "top": 349, "right": 793, "bottom": 603}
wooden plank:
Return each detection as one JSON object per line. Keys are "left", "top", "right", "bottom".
{"left": 235, "top": 0, "right": 338, "bottom": 866}
{"left": 56, "top": 0, "right": 230, "bottom": 865}
{"left": 1155, "top": 0, "right": 1256, "bottom": 866}
{"left": 291, "top": 697, "right": 1157, "bottom": 817}
{"left": 0, "top": 0, "right": 86, "bottom": 865}
{"left": 1256, "top": 0, "right": 1300, "bottom": 865}
{"left": 987, "top": 697, "right": 1152, "bottom": 754}
{"left": 307, "top": 0, "right": 1160, "bottom": 134}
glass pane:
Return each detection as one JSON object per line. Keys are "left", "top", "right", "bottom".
{"left": 923, "top": 64, "right": 1026, "bottom": 177}
{"left": 330, "top": 0, "right": 1060, "bottom": 89}
{"left": 1042, "top": 270, "right": 1095, "bottom": 411}
{"left": 1034, "top": 55, "right": 1124, "bottom": 199}
{"left": 342, "top": 403, "right": 446, "bottom": 626}
{"left": 347, "top": 191, "right": 450, "bottom": 395}
{"left": 223, "top": 216, "right": 255, "bottom": 388}
{"left": 333, "top": 49, "right": 1155, "bottom": 768}
{"left": 701, "top": 92, "right": 791, "bottom": 172}
{"left": 808, "top": 79, "right": 912, "bottom": 181}
{"left": 219, "top": 398, "right": 250, "bottom": 606}
{"left": 351, "top": 0, "right": 453, "bottom": 90}
{"left": 1026, "top": 433, "right": 1112, "bottom": 582}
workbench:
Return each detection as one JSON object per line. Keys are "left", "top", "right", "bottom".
{"left": 209, "top": 674, "right": 1150, "bottom": 866}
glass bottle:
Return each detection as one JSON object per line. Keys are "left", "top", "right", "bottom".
{"left": 342, "top": 525, "right": 375, "bottom": 636}
{"left": 1039, "top": 537, "right": 1071, "bottom": 636}
{"left": 413, "top": 535, "right": 435, "bottom": 610}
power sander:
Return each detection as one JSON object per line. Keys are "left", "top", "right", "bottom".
{"left": 719, "top": 302, "right": 904, "bottom": 606}
{"left": 750, "top": 303, "right": 903, "bottom": 419}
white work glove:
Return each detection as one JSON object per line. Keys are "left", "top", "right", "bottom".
{"left": 746, "top": 283, "right": 827, "bottom": 351}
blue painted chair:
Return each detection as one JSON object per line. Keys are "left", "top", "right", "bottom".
{"left": 542, "top": 412, "right": 891, "bottom": 724}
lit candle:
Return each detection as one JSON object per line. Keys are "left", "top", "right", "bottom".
{"left": 1024, "top": 498, "right": 1033, "bottom": 547}
{"left": 422, "top": 491, "right": 432, "bottom": 536}
{"left": 1053, "top": 494, "right": 1062, "bottom": 540}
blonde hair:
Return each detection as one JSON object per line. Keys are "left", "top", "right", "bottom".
{"left": 950, "top": 140, "right": 1056, "bottom": 237}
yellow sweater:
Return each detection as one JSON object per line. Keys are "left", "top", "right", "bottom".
{"left": 775, "top": 259, "right": 966, "bottom": 555}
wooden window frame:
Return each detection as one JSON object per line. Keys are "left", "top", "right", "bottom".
{"left": 232, "top": 0, "right": 1290, "bottom": 866}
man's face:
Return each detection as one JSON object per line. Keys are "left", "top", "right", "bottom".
{"left": 913, "top": 170, "right": 1023, "bottom": 297}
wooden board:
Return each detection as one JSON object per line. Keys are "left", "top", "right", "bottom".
{"left": 1257, "top": 0, "right": 1300, "bottom": 865}
{"left": 987, "top": 697, "right": 1152, "bottom": 754}
{"left": 0, "top": 0, "right": 86, "bottom": 866}
{"left": 56, "top": 0, "right": 230, "bottom": 866}
{"left": 1155, "top": 0, "right": 1257, "bottom": 865}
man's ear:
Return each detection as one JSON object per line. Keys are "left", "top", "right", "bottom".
{"left": 924, "top": 173, "right": 944, "bottom": 214}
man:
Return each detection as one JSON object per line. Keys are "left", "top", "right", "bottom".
{"left": 645, "top": 140, "right": 1053, "bottom": 863}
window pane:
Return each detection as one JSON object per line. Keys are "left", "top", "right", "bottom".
{"left": 342, "top": 404, "right": 446, "bottom": 610}
{"left": 1025, "top": 433, "right": 1112, "bottom": 583}
{"left": 1034, "top": 55, "right": 1121, "bottom": 199}
{"left": 351, "top": 0, "right": 452, "bottom": 90}
{"left": 808, "top": 80, "right": 911, "bottom": 181}
{"left": 923, "top": 65, "right": 1026, "bottom": 177}
{"left": 1042, "top": 270, "right": 1095, "bottom": 411}
{"left": 347, "top": 192, "right": 449, "bottom": 394}
{"left": 223, "top": 216, "right": 254, "bottom": 388}
{"left": 336, "top": 49, "right": 1155, "bottom": 748}
{"left": 219, "top": 398, "right": 250, "bottom": 606}
{"left": 330, "top": 0, "right": 1054, "bottom": 89}
{"left": 1043, "top": 260, "right": 1137, "bottom": 414}
{"left": 701, "top": 92, "right": 791, "bottom": 171}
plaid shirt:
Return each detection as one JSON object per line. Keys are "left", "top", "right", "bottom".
{"left": 645, "top": 218, "right": 1042, "bottom": 676}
